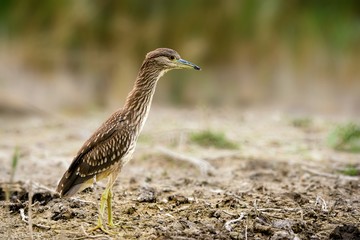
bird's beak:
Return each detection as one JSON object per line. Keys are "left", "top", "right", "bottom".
{"left": 177, "top": 59, "right": 201, "bottom": 70}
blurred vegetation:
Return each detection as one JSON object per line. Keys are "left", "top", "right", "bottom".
{"left": 339, "top": 165, "right": 359, "bottom": 176}
{"left": 5, "top": 146, "right": 20, "bottom": 202}
{"left": 190, "top": 130, "right": 238, "bottom": 149}
{"left": 291, "top": 117, "right": 313, "bottom": 129}
{"left": 10, "top": 146, "right": 20, "bottom": 183}
{"left": 0, "top": 1, "right": 359, "bottom": 110}
{"left": 327, "top": 123, "right": 360, "bottom": 152}
{"left": 2, "top": 1, "right": 359, "bottom": 59}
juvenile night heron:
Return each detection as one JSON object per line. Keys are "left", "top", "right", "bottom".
{"left": 57, "top": 48, "right": 200, "bottom": 233}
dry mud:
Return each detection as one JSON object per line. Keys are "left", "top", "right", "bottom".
{"left": 0, "top": 108, "right": 359, "bottom": 239}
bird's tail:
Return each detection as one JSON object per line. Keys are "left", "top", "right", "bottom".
{"left": 57, "top": 169, "right": 93, "bottom": 197}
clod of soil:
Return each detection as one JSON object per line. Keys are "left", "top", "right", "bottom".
{"left": 51, "top": 203, "right": 75, "bottom": 221}
{"left": 168, "top": 194, "right": 190, "bottom": 205}
{"left": 137, "top": 186, "right": 157, "bottom": 203}
{"left": 0, "top": 181, "right": 58, "bottom": 212}
{"left": 329, "top": 225, "right": 360, "bottom": 240}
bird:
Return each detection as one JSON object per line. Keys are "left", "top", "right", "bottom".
{"left": 56, "top": 48, "right": 201, "bottom": 233}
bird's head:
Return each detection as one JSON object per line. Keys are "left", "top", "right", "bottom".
{"left": 144, "top": 48, "right": 201, "bottom": 72}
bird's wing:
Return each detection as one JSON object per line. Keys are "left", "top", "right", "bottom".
{"left": 57, "top": 112, "right": 130, "bottom": 197}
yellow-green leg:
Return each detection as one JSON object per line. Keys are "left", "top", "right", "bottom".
{"left": 88, "top": 187, "right": 116, "bottom": 234}
{"left": 107, "top": 188, "right": 115, "bottom": 227}
{"left": 88, "top": 171, "right": 120, "bottom": 234}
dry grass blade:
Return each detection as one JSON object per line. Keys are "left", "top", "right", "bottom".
{"left": 28, "top": 181, "right": 34, "bottom": 240}
{"left": 224, "top": 212, "right": 245, "bottom": 231}
{"left": 19, "top": 208, "right": 50, "bottom": 230}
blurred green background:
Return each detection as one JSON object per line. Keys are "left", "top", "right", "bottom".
{"left": 0, "top": 0, "right": 359, "bottom": 115}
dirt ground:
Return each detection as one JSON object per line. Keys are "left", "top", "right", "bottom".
{"left": 0, "top": 107, "right": 360, "bottom": 240}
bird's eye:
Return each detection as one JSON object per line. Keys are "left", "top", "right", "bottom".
{"left": 169, "top": 56, "right": 175, "bottom": 60}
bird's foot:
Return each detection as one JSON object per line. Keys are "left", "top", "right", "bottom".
{"left": 108, "top": 221, "right": 117, "bottom": 228}
{"left": 88, "top": 222, "right": 118, "bottom": 235}
{"left": 107, "top": 210, "right": 123, "bottom": 229}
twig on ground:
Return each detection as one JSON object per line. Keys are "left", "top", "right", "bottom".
{"left": 222, "top": 210, "right": 238, "bottom": 217}
{"left": 28, "top": 181, "right": 34, "bottom": 240}
{"left": 224, "top": 212, "right": 245, "bottom": 231}
{"left": 315, "top": 196, "right": 328, "bottom": 212}
{"left": 302, "top": 167, "right": 359, "bottom": 180}
{"left": 245, "top": 223, "right": 248, "bottom": 240}
{"left": 257, "top": 207, "right": 302, "bottom": 212}
{"left": 20, "top": 208, "right": 28, "bottom": 222}
{"left": 29, "top": 181, "right": 58, "bottom": 195}
{"left": 204, "top": 151, "right": 242, "bottom": 161}
{"left": 0, "top": 202, "right": 13, "bottom": 207}
{"left": 70, "top": 197, "right": 97, "bottom": 205}
{"left": 81, "top": 225, "right": 87, "bottom": 236}
{"left": 156, "top": 146, "right": 215, "bottom": 175}
{"left": 164, "top": 213, "right": 175, "bottom": 218}
{"left": 210, "top": 188, "right": 224, "bottom": 194}
{"left": 253, "top": 199, "right": 259, "bottom": 216}
{"left": 235, "top": 187, "right": 253, "bottom": 194}
{"left": 19, "top": 208, "right": 50, "bottom": 230}
{"left": 255, "top": 216, "right": 269, "bottom": 226}
{"left": 175, "top": 206, "right": 190, "bottom": 213}
{"left": 225, "top": 192, "right": 243, "bottom": 200}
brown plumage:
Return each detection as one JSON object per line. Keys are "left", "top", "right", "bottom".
{"left": 56, "top": 48, "right": 200, "bottom": 233}
{"left": 57, "top": 112, "right": 133, "bottom": 197}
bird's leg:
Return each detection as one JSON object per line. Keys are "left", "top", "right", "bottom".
{"left": 107, "top": 188, "right": 115, "bottom": 227}
{"left": 88, "top": 187, "right": 116, "bottom": 234}
{"left": 106, "top": 169, "right": 122, "bottom": 228}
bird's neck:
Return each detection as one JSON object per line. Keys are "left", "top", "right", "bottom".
{"left": 124, "top": 66, "right": 164, "bottom": 131}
